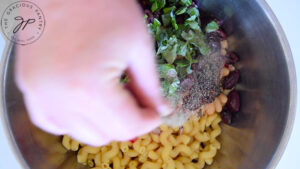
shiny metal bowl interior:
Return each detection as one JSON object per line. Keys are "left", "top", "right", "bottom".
{"left": 0, "top": 0, "right": 296, "bottom": 169}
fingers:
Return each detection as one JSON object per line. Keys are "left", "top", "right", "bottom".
{"left": 56, "top": 85, "right": 162, "bottom": 145}
{"left": 126, "top": 36, "right": 172, "bottom": 117}
{"left": 64, "top": 115, "right": 112, "bottom": 147}
{"left": 85, "top": 85, "right": 162, "bottom": 142}
{"left": 22, "top": 94, "right": 66, "bottom": 135}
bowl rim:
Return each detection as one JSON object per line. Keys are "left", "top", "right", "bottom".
{"left": 0, "top": 42, "right": 30, "bottom": 169}
{"left": 0, "top": 0, "right": 297, "bottom": 169}
{"left": 256, "top": 0, "right": 297, "bottom": 168}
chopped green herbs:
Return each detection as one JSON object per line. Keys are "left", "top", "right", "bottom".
{"left": 205, "top": 21, "right": 219, "bottom": 33}
{"left": 146, "top": 0, "right": 220, "bottom": 97}
{"left": 175, "top": 7, "right": 187, "bottom": 15}
{"left": 151, "top": 0, "right": 166, "bottom": 12}
{"left": 179, "top": 0, "right": 192, "bottom": 6}
{"left": 120, "top": 74, "right": 130, "bottom": 83}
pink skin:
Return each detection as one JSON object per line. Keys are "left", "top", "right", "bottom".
{"left": 15, "top": 0, "right": 170, "bottom": 146}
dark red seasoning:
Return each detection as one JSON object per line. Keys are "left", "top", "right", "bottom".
{"left": 186, "top": 73, "right": 194, "bottom": 80}
{"left": 222, "top": 70, "right": 240, "bottom": 89}
{"left": 221, "top": 111, "right": 232, "bottom": 124}
{"left": 226, "top": 90, "right": 240, "bottom": 113}
{"left": 145, "top": 9, "right": 154, "bottom": 23}
{"left": 188, "top": 1, "right": 198, "bottom": 8}
{"left": 216, "top": 30, "right": 227, "bottom": 40}
{"left": 130, "top": 138, "right": 138, "bottom": 143}
{"left": 153, "top": 11, "right": 161, "bottom": 19}
{"left": 214, "top": 19, "right": 223, "bottom": 27}
{"left": 226, "top": 52, "right": 239, "bottom": 65}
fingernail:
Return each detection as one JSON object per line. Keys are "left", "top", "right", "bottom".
{"left": 157, "top": 105, "right": 172, "bottom": 117}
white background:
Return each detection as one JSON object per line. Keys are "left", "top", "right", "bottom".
{"left": 0, "top": 0, "right": 299, "bottom": 168}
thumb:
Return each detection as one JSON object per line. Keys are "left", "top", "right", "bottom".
{"left": 127, "top": 37, "right": 172, "bottom": 117}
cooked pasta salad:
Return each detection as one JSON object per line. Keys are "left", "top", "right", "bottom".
{"left": 62, "top": 0, "right": 241, "bottom": 168}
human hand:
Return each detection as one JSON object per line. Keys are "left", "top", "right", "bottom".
{"left": 15, "top": 0, "right": 170, "bottom": 146}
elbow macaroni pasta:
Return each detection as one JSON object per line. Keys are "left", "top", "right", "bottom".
{"left": 70, "top": 8, "right": 237, "bottom": 169}
{"left": 62, "top": 93, "right": 225, "bottom": 169}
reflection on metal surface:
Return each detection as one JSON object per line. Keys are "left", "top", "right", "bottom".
{"left": 0, "top": 0, "right": 296, "bottom": 169}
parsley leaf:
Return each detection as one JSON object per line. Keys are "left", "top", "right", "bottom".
{"left": 176, "top": 7, "right": 187, "bottom": 15}
{"left": 177, "top": 40, "right": 188, "bottom": 56}
{"left": 187, "top": 21, "right": 200, "bottom": 30}
{"left": 151, "top": 0, "right": 166, "bottom": 12}
{"left": 151, "top": 2, "right": 158, "bottom": 12}
{"left": 179, "top": 0, "right": 192, "bottom": 6}
{"left": 163, "top": 6, "right": 176, "bottom": 13}
{"left": 157, "top": 35, "right": 178, "bottom": 64}
{"left": 187, "top": 7, "right": 199, "bottom": 17}
{"left": 168, "top": 78, "right": 180, "bottom": 95}
{"left": 182, "top": 30, "right": 210, "bottom": 55}
{"left": 158, "top": 64, "right": 180, "bottom": 96}
{"left": 161, "top": 14, "right": 171, "bottom": 26}
{"left": 205, "top": 21, "right": 219, "bottom": 33}
{"left": 158, "top": 64, "right": 175, "bottom": 79}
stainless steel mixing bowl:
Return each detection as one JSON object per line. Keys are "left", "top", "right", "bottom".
{"left": 0, "top": 0, "right": 296, "bottom": 169}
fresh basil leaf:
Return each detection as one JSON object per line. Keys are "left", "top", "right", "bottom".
{"left": 151, "top": 1, "right": 158, "bottom": 12}
{"left": 174, "top": 24, "right": 186, "bottom": 37}
{"left": 157, "top": 44, "right": 168, "bottom": 54}
{"left": 154, "top": 32, "right": 162, "bottom": 41}
{"left": 180, "top": 0, "right": 192, "bottom": 6}
{"left": 186, "top": 15, "right": 197, "bottom": 22}
{"left": 177, "top": 41, "right": 187, "bottom": 56}
{"left": 120, "top": 74, "right": 130, "bottom": 83}
{"left": 192, "top": 59, "right": 198, "bottom": 63}
{"left": 199, "top": 44, "right": 210, "bottom": 55}
{"left": 144, "top": 14, "right": 148, "bottom": 20}
{"left": 169, "top": 10, "right": 178, "bottom": 30}
{"left": 157, "top": 36, "right": 179, "bottom": 64}
{"left": 158, "top": 64, "right": 175, "bottom": 78}
{"left": 163, "top": 6, "right": 176, "bottom": 13}
{"left": 168, "top": 35, "right": 178, "bottom": 44}
{"left": 187, "top": 7, "right": 199, "bottom": 17}
{"left": 166, "top": 68, "right": 178, "bottom": 80}
{"left": 171, "top": 18, "right": 178, "bottom": 30}
{"left": 185, "top": 52, "right": 192, "bottom": 62}
{"left": 176, "top": 7, "right": 187, "bottom": 15}
{"left": 175, "top": 59, "right": 190, "bottom": 67}
{"left": 162, "top": 14, "right": 171, "bottom": 26}
{"left": 163, "top": 43, "right": 178, "bottom": 64}
{"left": 161, "top": 77, "right": 180, "bottom": 97}
{"left": 168, "top": 78, "right": 180, "bottom": 95}
{"left": 187, "top": 21, "right": 200, "bottom": 30}
{"left": 168, "top": 0, "right": 179, "bottom": 3}
{"left": 158, "top": 0, "right": 166, "bottom": 9}
{"left": 148, "top": 19, "right": 163, "bottom": 40}
{"left": 161, "top": 81, "right": 170, "bottom": 96}
{"left": 147, "top": 23, "right": 155, "bottom": 35}
{"left": 205, "top": 21, "right": 219, "bottom": 33}
{"left": 182, "top": 30, "right": 210, "bottom": 55}
{"left": 159, "top": 31, "right": 169, "bottom": 43}
{"left": 156, "top": 57, "right": 165, "bottom": 64}
{"left": 186, "top": 65, "right": 193, "bottom": 74}
{"left": 153, "top": 18, "right": 161, "bottom": 27}
{"left": 176, "top": 66, "right": 188, "bottom": 80}
{"left": 181, "top": 30, "right": 194, "bottom": 41}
